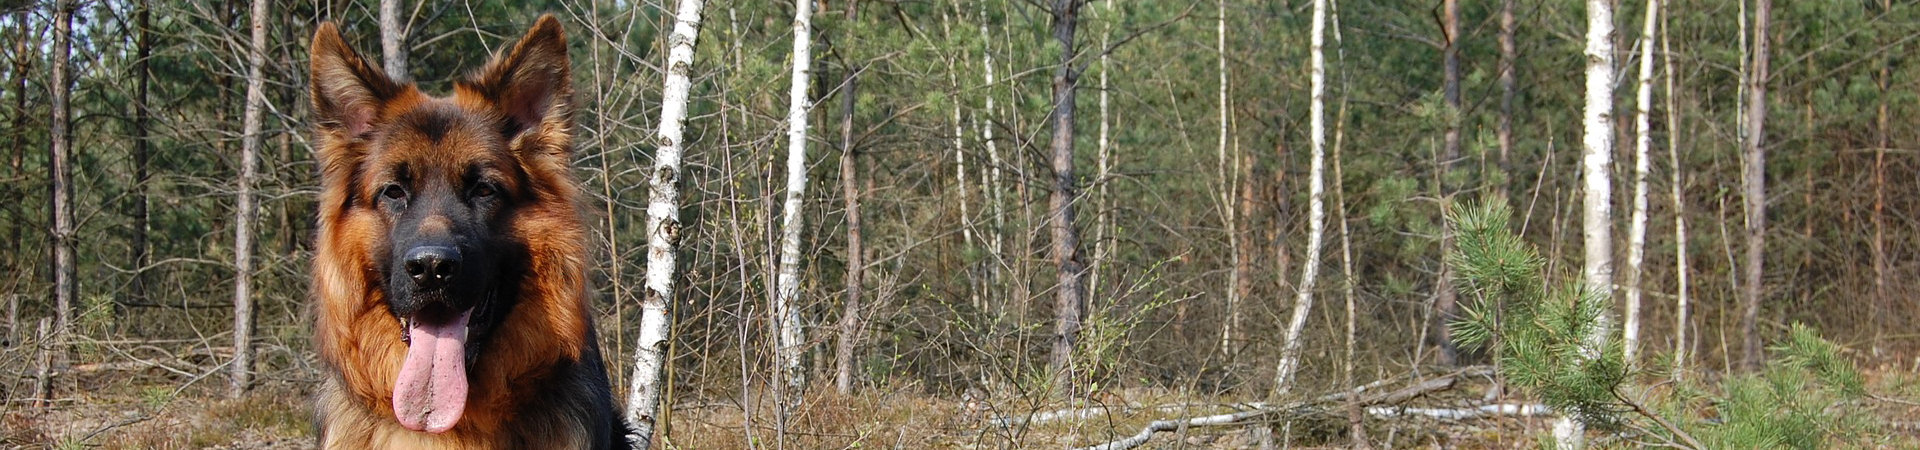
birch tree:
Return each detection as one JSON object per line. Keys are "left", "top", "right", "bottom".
{"left": 380, "top": 0, "right": 407, "bottom": 78}
{"left": 626, "top": 0, "right": 705, "bottom": 446}
{"left": 1563, "top": 0, "right": 1618, "bottom": 445}
{"left": 1216, "top": 0, "right": 1242, "bottom": 358}
{"left": 833, "top": 0, "right": 864, "bottom": 396}
{"left": 1498, "top": 0, "right": 1515, "bottom": 180}
{"left": 1046, "top": 0, "right": 1090, "bottom": 394}
{"left": 230, "top": 0, "right": 268, "bottom": 398}
{"left": 1662, "top": 14, "right": 1690, "bottom": 379}
{"left": 48, "top": 0, "right": 74, "bottom": 349}
{"left": 1274, "top": 0, "right": 1329, "bottom": 397}
{"left": 775, "top": 0, "right": 816, "bottom": 393}
{"left": 1740, "top": 0, "right": 1772, "bottom": 371}
{"left": 1623, "top": 0, "right": 1661, "bottom": 366}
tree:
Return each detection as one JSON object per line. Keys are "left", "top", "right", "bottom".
{"left": 48, "top": 0, "right": 74, "bottom": 363}
{"left": 775, "top": 0, "right": 816, "bottom": 394}
{"left": 833, "top": 0, "right": 865, "bottom": 396}
{"left": 1623, "top": 0, "right": 1662, "bottom": 366}
{"left": 130, "top": 0, "right": 153, "bottom": 306}
{"left": 626, "top": 0, "right": 706, "bottom": 447}
{"left": 1045, "top": 0, "right": 1090, "bottom": 394}
{"left": 1566, "top": 0, "right": 1618, "bottom": 444}
{"left": 1274, "top": 0, "right": 1329, "bottom": 398}
{"left": 1663, "top": 7, "right": 1690, "bottom": 379}
{"left": 1740, "top": 0, "right": 1772, "bottom": 372}
{"left": 1433, "top": 0, "right": 1462, "bottom": 367}
{"left": 230, "top": 0, "right": 269, "bottom": 398}
{"left": 1497, "top": 0, "right": 1515, "bottom": 174}
{"left": 380, "top": 0, "right": 408, "bottom": 78}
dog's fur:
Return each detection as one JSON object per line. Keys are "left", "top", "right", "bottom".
{"left": 307, "top": 15, "right": 628, "bottom": 449}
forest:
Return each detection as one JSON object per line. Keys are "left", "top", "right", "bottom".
{"left": 4, "top": 0, "right": 1920, "bottom": 448}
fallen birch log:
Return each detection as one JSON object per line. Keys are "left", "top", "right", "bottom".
{"left": 1072, "top": 369, "right": 1486, "bottom": 450}
{"left": 1366, "top": 403, "right": 1554, "bottom": 420}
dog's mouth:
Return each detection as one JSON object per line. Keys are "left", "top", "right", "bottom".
{"left": 393, "top": 302, "right": 472, "bottom": 434}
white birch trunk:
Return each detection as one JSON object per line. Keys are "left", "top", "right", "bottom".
{"left": 1566, "top": 0, "right": 1617, "bottom": 445}
{"left": 1216, "top": 0, "right": 1239, "bottom": 358}
{"left": 1274, "top": 0, "right": 1328, "bottom": 397}
{"left": 1093, "top": 0, "right": 1114, "bottom": 303}
{"left": 379, "top": 0, "right": 407, "bottom": 79}
{"left": 1661, "top": 17, "right": 1690, "bottom": 381}
{"left": 626, "top": 0, "right": 705, "bottom": 446}
{"left": 1623, "top": 0, "right": 1661, "bottom": 366}
{"left": 980, "top": 17, "right": 1005, "bottom": 263}
{"left": 775, "top": 0, "right": 816, "bottom": 393}
{"left": 229, "top": 0, "right": 268, "bottom": 399}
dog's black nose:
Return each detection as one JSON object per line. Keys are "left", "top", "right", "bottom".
{"left": 403, "top": 246, "right": 462, "bottom": 288}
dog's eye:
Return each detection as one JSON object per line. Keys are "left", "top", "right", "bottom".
{"left": 471, "top": 182, "right": 496, "bottom": 199}
{"left": 381, "top": 184, "right": 407, "bottom": 200}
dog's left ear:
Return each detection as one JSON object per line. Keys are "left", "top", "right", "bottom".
{"left": 461, "top": 14, "right": 572, "bottom": 155}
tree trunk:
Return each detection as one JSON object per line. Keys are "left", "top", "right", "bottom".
{"left": 1565, "top": 0, "right": 1618, "bottom": 445}
{"left": 230, "top": 0, "right": 268, "bottom": 398}
{"left": 48, "top": 0, "right": 75, "bottom": 361}
{"left": 1498, "top": 0, "right": 1515, "bottom": 177}
{"left": 833, "top": 0, "right": 864, "bottom": 396}
{"left": 130, "top": 0, "right": 152, "bottom": 306}
{"left": 1624, "top": 0, "right": 1661, "bottom": 366}
{"left": 1662, "top": 9, "right": 1690, "bottom": 381}
{"left": 626, "top": 1, "right": 705, "bottom": 447}
{"left": 1092, "top": 0, "right": 1114, "bottom": 308}
{"left": 1217, "top": 0, "right": 1241, "bottom": 359}
{"left": 380, "top": 0, "right": 407, "bottom": 78}
{"left": 1046, "top": 0, "right": 1088, "bottom": 395}
{"left": 1740, "top": 0, "right": 1771, "bottom": 372}
{"left": 1433, "top": 0, "right": 1461, "bottom": 367}
{"left": 1274, "top": 0, "right": 1329, "bottom": 398}
{"left": 1873, "top": 0, "right": 1891, "bottom": 340}
{"left": 775, "top": 0, "right": 815, "bottom": 394}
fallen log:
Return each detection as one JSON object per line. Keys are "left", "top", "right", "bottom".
{"left": 1366, "top": 403, "right": 1554, "bottom": 420}
{"left": 1071, "top": 369, "right": 1487, "bottom": 450}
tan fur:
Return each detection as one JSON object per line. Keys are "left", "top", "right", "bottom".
{"left": 308, "top": 16, "right": 608, "bottom": 449}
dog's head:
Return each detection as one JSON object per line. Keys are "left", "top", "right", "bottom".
{"left": 308, "top": 15, "right": 572, "bottom": 434}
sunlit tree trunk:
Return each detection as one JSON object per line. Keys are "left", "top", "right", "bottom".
{"left": 1662, "top": 15, "right": 1690, "bottom": 381}
{"left": 1217, "top": 0, "right": 1242, "bottom": 359}
{"left": 1873, "top": 0, "right": 1891, "bottom": 341}
{"left": 380, "top": 0, "right": 407, "bottom": 78}
{"left": 231, "top": 0, "right": 269, "bottom": 398}
{"left": 1563, "top": 0, "right": 1617, "bottom": 445}
{"left": 1046, "top": 0, "right": 1088, "bottom": 395}
{"left": 48, "top": 0, "right": 74, "bottom": 372}
{"left": 775, "top": 0, "right": 815, "bottom": 394}
{"left": 1740, "top": 0, "right": 1771, "bottom": 372}
{"left": 833, "top": 0, "right": 864, "bottom": 396}
{"left": 1274, "top": 0, "right": 1328, "bottom": 398}
{"left": 1624, "top": 0, "right": 1661, "bottom": 366}
{"left": 1092, "top": 0, "right": 1115, "bottom": 306}
{"left": 1497, "top": 0, "right": 1515, "bottom": 179}
{"left": 626, "top": 1, "right": 705, "bottom": 447}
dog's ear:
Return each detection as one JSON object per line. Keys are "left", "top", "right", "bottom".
{"left": 309, "top": 22, "right": 402, "bottom": 141}
{"left": 460, "top": 15, "right": 572, "bottom": 156}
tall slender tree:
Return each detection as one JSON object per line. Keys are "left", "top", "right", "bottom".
{"left": 1433, "top": 0, "right": 1462, "bottom": 366}
{"left": 775, "top": 0, "right": 816, "bottom": 393}
{"left": 1739, "top": 0, "right": 1772, "bottom": 372}
{"left": 1497, "top": 0, "right": 1515, "bottom": 175}
{"left": 130, "top": 0, "right": 153, "bottom": 305}
{"left": 230, "top": 0, "right": 269, "bottom": 398}
{"left": 48, "top": 0, "right": 74, "bottom": 358}
{"left": 833, "top": 0, "right": 865, "bottom": 396}
{"left": 1217, "top": 0, "right": 1243, "bottom": 358}
{"left": 1275, "top": 0, "right": 1329, "bottom": 397}
{"left": 1564, "top": 0, "right": 1618, "bottom": 445}
{"left": 380, "top": 0, "right": 408, "bottom": 78}
{"left": 1046, "top": 0, "right": 1089, "bottom": 394}
{"left": 1662, "top": 13, "right": 1690, "bottom": 380}
{"left": 627, "top": 1, "right": 706, "bottom": 447}
{"left": 1624, "top": 0, "right": 1662, "bottom": 366}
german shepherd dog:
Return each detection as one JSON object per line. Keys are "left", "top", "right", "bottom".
{"left": 307, "top": 15, "right": 629, "bottom": 449}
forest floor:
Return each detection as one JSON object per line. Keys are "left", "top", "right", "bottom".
{"left": 6, "top": 370, "right": 1920, "bottom": 449}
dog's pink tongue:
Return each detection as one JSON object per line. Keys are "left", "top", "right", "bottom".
{"left": 393, "top": 310, "right": 470, "bottom": 434}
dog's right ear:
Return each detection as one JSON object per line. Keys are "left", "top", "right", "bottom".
{"left": 310, "top": 22, "right": 401, "bottom": 141}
